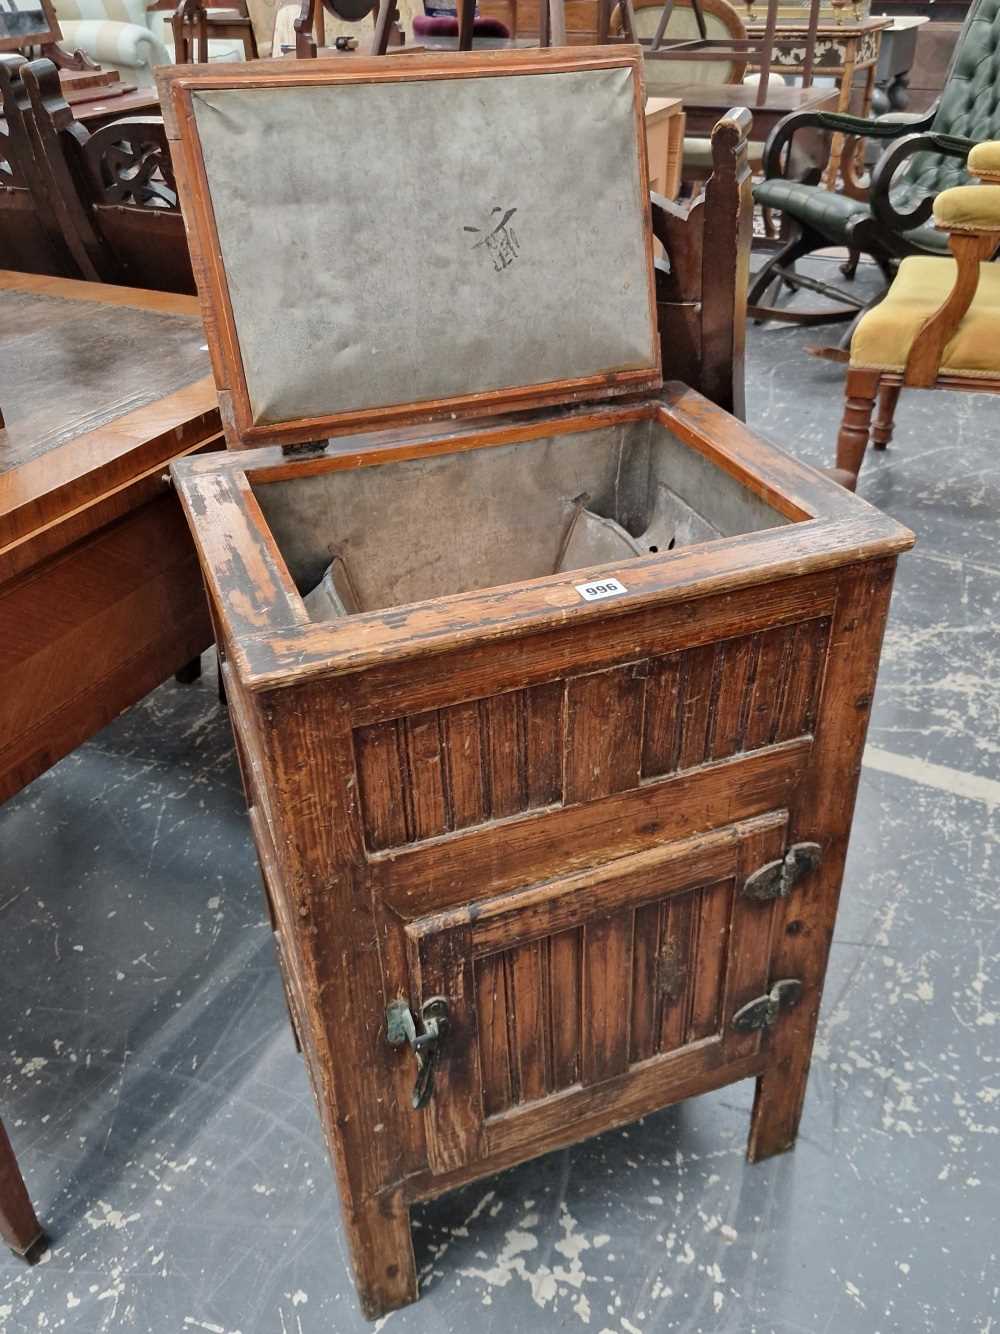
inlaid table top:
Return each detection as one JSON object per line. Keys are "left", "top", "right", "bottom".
{"left": 0, "top": 272, "right": 217, "bottom": 558}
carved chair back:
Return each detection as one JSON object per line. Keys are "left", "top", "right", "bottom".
{"left": 0, "top": 54, "right": 78, "bottom": 276}
{"left": 21, "top": 57, "right": 195, "bottom": 294}
{"left": 653, "top": 105, "right": 753, "bottom": 417}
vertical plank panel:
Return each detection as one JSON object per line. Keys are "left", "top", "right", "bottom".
{"left": 441, "top": 700, "right": 486, "bottom": 830}
{"left": 641, "top": 653, "right": 683, "bottom": 778}
{"left": 776, "top": 618, "right": 830, "bottom": 741}
{"left": 709, "top": 635, "right": 758, "bottom": 760}
{"left": 475, "top": 953, "right": 513, "bottom": 1118}
{"left": 659, "top": 891, "right": 695, "bottom": 1053}
{"left": 413, "top": 926, "right": 484, "bottom": 1173}
{"left": 354, "top": 720, "right": 408, "bottom": 850}
{"left": 676, "top": 644, "right": 717, "bottom": 770}
{"left": 580, "top": 909, "right": 634, "bottom": 1085}
{"left": 629, "top": 899, "right": 663, "bottom": 1063}
{"left": 564, "top": 665, "right": 645, "bottom": 804}
{"left": 687, "top": 881, "right": 734, "bottom": 1041}
{"left": 724, "top": 818, "right": 788, "bottom": 1062}
{"left": 509, "top": 940, "right": 549, "bottom": 1103}
{"left": 404, "top": 711, "right": 449, "bottom": 840}
{"left": 482, "top": 691, "right": 525, "bottom": 818}
{"left": 524, "top": 679, "right": 565, "bottom": 807}
{"left": 744, "top": 626, "right": 792, "bottom": 751}
{"left": 548, "top": 927, "right": 581, "bottom": 1090}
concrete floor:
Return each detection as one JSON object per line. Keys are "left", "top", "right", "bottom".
{"left": 2, "top": 263, "right": 998, "bottom": 1333}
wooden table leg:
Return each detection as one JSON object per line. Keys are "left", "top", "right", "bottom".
{"left": 821, "top": 37, "right": 858, "bottom": 191}
{"left": 0, "top": 1118, "right": 45, "bottom": 1261}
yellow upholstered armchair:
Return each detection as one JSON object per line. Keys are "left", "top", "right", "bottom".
{"left": 836, "top": 140, "right": 1000, "bottom": 486}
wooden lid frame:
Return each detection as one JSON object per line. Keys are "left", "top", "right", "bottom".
{"left": 156, "top": 48, "right": 662, "bottom": 451}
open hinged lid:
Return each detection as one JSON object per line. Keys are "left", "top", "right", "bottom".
{"left": 156, "top": 48, "right": 662, "bottom": 449}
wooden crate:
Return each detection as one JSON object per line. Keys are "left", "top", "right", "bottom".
{"left": 156, "top": 47, "right": 913, "bottom": 1319}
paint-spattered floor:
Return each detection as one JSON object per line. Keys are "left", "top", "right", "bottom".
{"left": 2, "top": 265, "right": 998, "bottom": 1334}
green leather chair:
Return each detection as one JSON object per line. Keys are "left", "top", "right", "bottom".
{"left": 749, "top": 0, "right": 1000, "bottom": 323}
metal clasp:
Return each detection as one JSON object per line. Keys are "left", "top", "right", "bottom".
{"left": 731, "top": 978, "right": 802, "bottom": 1032}
{"left": 742, "top": 842, "right": 822, "bottom": 902}
{"left": 386, "top": 996, "right": 449, "bottom": 1110}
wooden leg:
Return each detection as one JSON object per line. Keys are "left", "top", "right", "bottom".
{"left": 174, "top": 654, "right": 203, "bottom": 685}
{"left": 872, "top": 382, "right": 901, "bottom": 450}
{"left": 746, "top": 1059, "right": 806, "bottom": 1162}
{"left": 821, "top": 45, "right": 857, "bottom": 191}
{"left": 836, "top": 367, "right": 880, "bottom": 478}
{"left": 0, "top": 1118, "right": 45, "bottom": 1261}
{"left": 345, "top": 1192, "right": 418, "bottom": 1319}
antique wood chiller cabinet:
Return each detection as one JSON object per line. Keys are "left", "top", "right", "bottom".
{"left": 157, "top": 48, "right": 913, "bottom": 1318}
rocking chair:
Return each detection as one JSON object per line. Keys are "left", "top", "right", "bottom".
{"left": 749, "top": 0, "right": 1000, "bottom": 325}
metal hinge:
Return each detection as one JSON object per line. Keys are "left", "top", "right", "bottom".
{"left": 731, "top": 978, "right": 802, "bottom": 1032}
{"left": 281, "top": 438, "right": 329, "bottom": 457}
{"left": 386, "top": 997, "right": 449, "bottom": 1110}
{"left": 742, "top": 842, "right": 822, "bottom": 902}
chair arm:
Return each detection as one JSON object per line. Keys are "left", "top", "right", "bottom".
{"left": 868, "top": 131, "right": 977, "bottom": 235}
{"left": 761, "top": 105, "right": 937, "bottom": 182}
{"left": 57, "top": 17, "right": 172, "bottom": 69}
{"left": 932, "top": 181, "right": 1000, "bottom": 235}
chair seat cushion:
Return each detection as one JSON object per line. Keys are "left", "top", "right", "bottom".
{"left": 851, "top": 254, "right": 1000, "bottom": 376}
{"left": 753, "top": 178, "right": 951, "bottom": 254}
{"left": 753, "top": 178, "right": 870, "bottom": 241}
{"left": 682, "top": 136, "right": 762, "bottom": 170}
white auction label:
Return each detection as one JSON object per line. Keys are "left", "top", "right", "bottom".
{"left": 575, "top": 577, "right": 628, "bottom": 602}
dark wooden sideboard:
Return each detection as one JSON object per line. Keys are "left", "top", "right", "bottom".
{"left": 0, "top": 271, "right": 222, "bottom": 802}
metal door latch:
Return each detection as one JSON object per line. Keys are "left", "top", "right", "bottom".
{"left": 386, "top": 997, "right": 449, "bottom": 1110}
{"left": 742, "top": 842, "right": 822, "bottom": 902}
{"left": 731, "top": 978, "right": 802, "bottom": 1032}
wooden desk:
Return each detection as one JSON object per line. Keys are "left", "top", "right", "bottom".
{"left": 673, "top": 81, "right": 840, "bottom": 139}
{"left": 645, "top": 96, "right": 685, "bottom": 200}
{"left": 0, "top": 272, "right": 222, "bottom": 803}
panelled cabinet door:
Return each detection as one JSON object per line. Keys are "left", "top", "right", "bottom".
{"left": 403, "top": 811, "right": 790, "bottom": 1176}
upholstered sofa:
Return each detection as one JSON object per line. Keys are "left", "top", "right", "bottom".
{"left": 56, "top": 0, "right": 171, "bottom": 85}
{"left": 54, "top": 0, "right": 281, "bottom": 84}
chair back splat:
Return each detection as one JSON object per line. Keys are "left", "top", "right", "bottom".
{"left": 0, "top": 55, "right": 79, "bottom": 277}
{"left": 21, "top": 57, "right": 195, "bottom": 295}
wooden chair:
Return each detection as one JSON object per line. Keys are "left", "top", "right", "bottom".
{"left": 751, "top": 0, "right": 1000, "bottom": 325}
{"left": 0, "top": 1115, "right": 45, "bottom": 1264}
{"left": 653, "top": 104, "right": 754, "bottom": 416}
{"left": 836, "top": 140, "right": 1000, "bottom": 485}
{"left": 611, "top": 0, "right": 748, "bottom": 92}
{"left": 20, "top": 57, "right": 195, "bottom": 294}
{"left": 0, "top": 54, "right": 79, "bottom": 276}
{"left": 171, "top": 0, "right": 259, "bottom": 62}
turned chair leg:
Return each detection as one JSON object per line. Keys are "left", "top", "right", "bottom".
{"left": 0, "top": 1117, "right": 45, "bottom": 1262}
{"left": 871, "top": 382, "right": 901, "bottom": 450}
{"left": 836, "top": 367, "right": 880, "bottom": 479}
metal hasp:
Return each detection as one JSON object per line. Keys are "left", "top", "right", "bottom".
{"left": 742, "top": 842, "right": 822, "bottom": 902}
{"left": 386, "top": 997, "right": 449, "bottom": 1110}
{"left": 731, "top": 978, "right": 803, "bottom": 1032}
